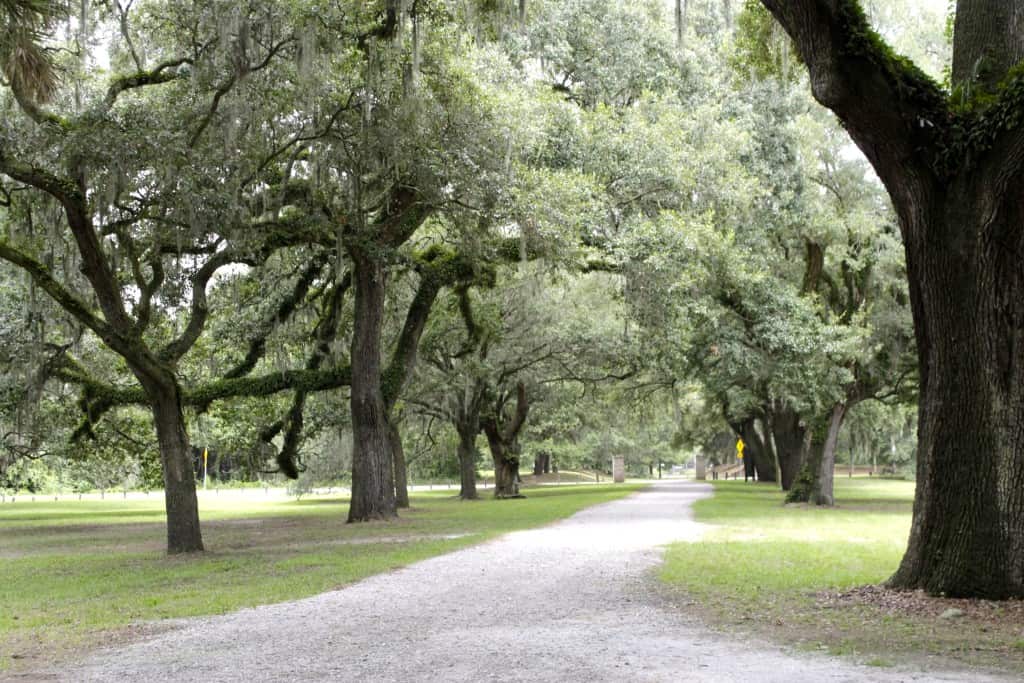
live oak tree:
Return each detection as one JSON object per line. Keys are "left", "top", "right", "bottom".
{"left": 0, "top": 0, "right": 538, "bottom": 538}
{"left": 0, "top": 1, "right": 359, "bottom": 552}
{"left": 760, "top": 0, "right": 1024, "bottom": 598}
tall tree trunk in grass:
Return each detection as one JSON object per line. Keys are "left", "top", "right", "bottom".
{"left": 390, "top": 422, "right": 409, "bottom": 508}
{"left": 769, "top": 405, "right": 807, "bottom": 491}
{"left": 449, "top": 375, "right": 488, "bottom": 501}
{"left": 485, "top": 434, "right": 522, "bottom": 498}
{"left": 344, "top": 187, "right": 431, "bottom": 523}
{"left": 347, "top": 248, "right": 397, "bottom": 522}
{"left": 456, "top": 418, "right": 481, "bottom": 500}
{"left": 0, "top": 158, "right": 205, "bottom": 554}
{"left": 811, "top": 403, "right": 848, "bottom": 506}
{"left": 761, "top": 0, "right": 1024, "bottom": 597}
{"left": 786, "top": 403, "right": 848, "bottom": 506}
{"left": 143, "top": 377, "right": 204, "bottom": 553}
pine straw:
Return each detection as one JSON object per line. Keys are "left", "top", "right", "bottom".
{"left": 819, "top": 584, "right": 1024, "bottom": 626}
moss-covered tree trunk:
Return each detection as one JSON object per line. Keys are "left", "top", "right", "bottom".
{"left": 485, "top": 431, "right": 522, "bottom": 498}
{"left": 761, "top": 0, "right": 1024, "bottom": 597}
{"left": 785, "top": 404, "right": 847, "bottom": 506}
{"left": 481, "top": 382, "right": 530, "bottom": 499}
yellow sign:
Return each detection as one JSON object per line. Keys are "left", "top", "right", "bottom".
{"left": 202, "top": 447, "right": 208, "bottom": 467}
{"left": 736, "top": 438, "right": 745, "bottom": 459}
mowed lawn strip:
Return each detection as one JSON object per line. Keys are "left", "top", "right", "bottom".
{"left": 660, "top": 479, "right": 1024, "bottom": 674}
{"left": 0, "top": 483, "right": 643, "bottom": 671}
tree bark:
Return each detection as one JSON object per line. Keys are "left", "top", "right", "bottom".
{"left": 952, "top": 1, "right": 1024, "bottom": 90}
{"left": 761, "top": 0, "right": 1024, "bottom": 597}
{"left": 888, "top": 201, "right": 1024, "bottom": 597}
{"left": 456, "top": 424, "right": 480, "bottom": 500}
{"left": 146, "top": 380, "right": 204, "bottom": 553}
{"left": 769, "top": 405, "right": 806, "bottom": 490}
{"left": 811, "top": 402, "right": 847, "bottom": 506}
{"left": 485, "top": 430, "right": 522, "bottom": 498}
{"left": 347, "top": 249, "right": 397, "bottom": 522}
{"left": 675, "top": 0, "right": 687, "bottom": 47}
{"left": 731, "top": 416, "right": 777, "bottom": 482}
{"left": 481, "top": 382, "right": 530, "bottom": 499}
{"left": 533, "top": 450, "right": 551, "bottom": 476}
{"left": 390, "top": 422, "right": 409, "bottom": 508}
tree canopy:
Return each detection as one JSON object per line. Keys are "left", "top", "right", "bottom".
{"left": 3, "top": 0, "right": 1014, "bottom": 603}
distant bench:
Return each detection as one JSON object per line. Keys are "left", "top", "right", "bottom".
{"left": 708, "top": 464, "right": 888, "bottom": 481}
{"left": 709, "top": 463, "right": 745, "bottom": 480}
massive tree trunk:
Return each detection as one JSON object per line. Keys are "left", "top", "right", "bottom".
{"left": 141, "top": 377, "right": 203, "bottom": 553}
{"left": 787, "top": 403, "right": 847, "bottom": 506}
{"left": 888, "top": 200, "right": 1024, "bottom": 597}
{"left": 769, "top": 405, "right": 806, "bottom": 490}
{"left": 347, "top": 250, "right": 397, "bottom": 522}
{"left": 481, "top": 382, "right": 530, "bottom": 499}
{"left": 761, "top": 0, "right": 1024, "bottom": 597}
{"left": 450, "top": 377, "right": 486, "bottom": 501}
{"left": 485, "top": 430, "right": 522, "bottom": 498}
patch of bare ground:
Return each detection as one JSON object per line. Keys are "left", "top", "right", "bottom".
{"left": 819, "top": 585, "right": 1024, "bottom": 665}
{"left": 670, "top": 581, "right": 1024, "bottom": 677}
{"left": 821, "top": 585, "right": 1024, "bottom": 624}
{"left": 810, "top": 585, "right": 1024, "bottom": 673}
{"left": 0, "top": 622, "right": 181, "bottom": 683}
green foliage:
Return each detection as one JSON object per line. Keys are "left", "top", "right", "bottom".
{"left": 0, "top": 0, "right": 931, "bottom": 507}
{"left": 730, "top": 0, "right": 801, "bottom": 83}
{"left": 784, "top": 465, "right": 815, "bottom": 503}
{"left": 526, "top": 0, "right": 681, "bottom": 108}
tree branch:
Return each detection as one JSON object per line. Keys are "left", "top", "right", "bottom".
{"left": 103, "top": 57, "right": 191, "bottom": 110}
{"left": 0, "top": 241, "right": 122, "bottom": 350}
{"left": 759, "top": 0, "right": 946, "bottom": 219}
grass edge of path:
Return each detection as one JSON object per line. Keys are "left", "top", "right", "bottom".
{"left": 657, "top": 479, "right": 1024, "bottom": 677}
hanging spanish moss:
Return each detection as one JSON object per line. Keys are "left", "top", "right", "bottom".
{"left": 297, "top": 20, "right": 318, "bottom": 80}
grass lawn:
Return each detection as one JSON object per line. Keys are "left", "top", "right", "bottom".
{"left": 0, "top": 483, "right": 642, "bottom": 673}
{"left": 660, "top": 478, "right": 1024, "bottom": 674}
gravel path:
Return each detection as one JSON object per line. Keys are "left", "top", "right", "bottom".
{"left": 52, "top": 480, "right": 1008, "bottom": 682}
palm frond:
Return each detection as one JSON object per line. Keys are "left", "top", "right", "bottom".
{"left": 0, "top": 0, "right": 65, "bottom": 103}
{"left": 3, "top": 32, "right": 57, "bottom": 102}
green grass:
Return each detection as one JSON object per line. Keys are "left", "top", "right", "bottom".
{"left": 660, "top": 478, "right": 1024, "bottom": 674}
{"left": 0, "top": 483, "right": 642, "bottom": 671}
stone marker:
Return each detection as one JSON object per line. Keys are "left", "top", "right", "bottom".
{"left": 696, "top": 456, "right": 706, "bottom": 481}
{"left": 612, "top": 456, "right": 625, "bottom": 483}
